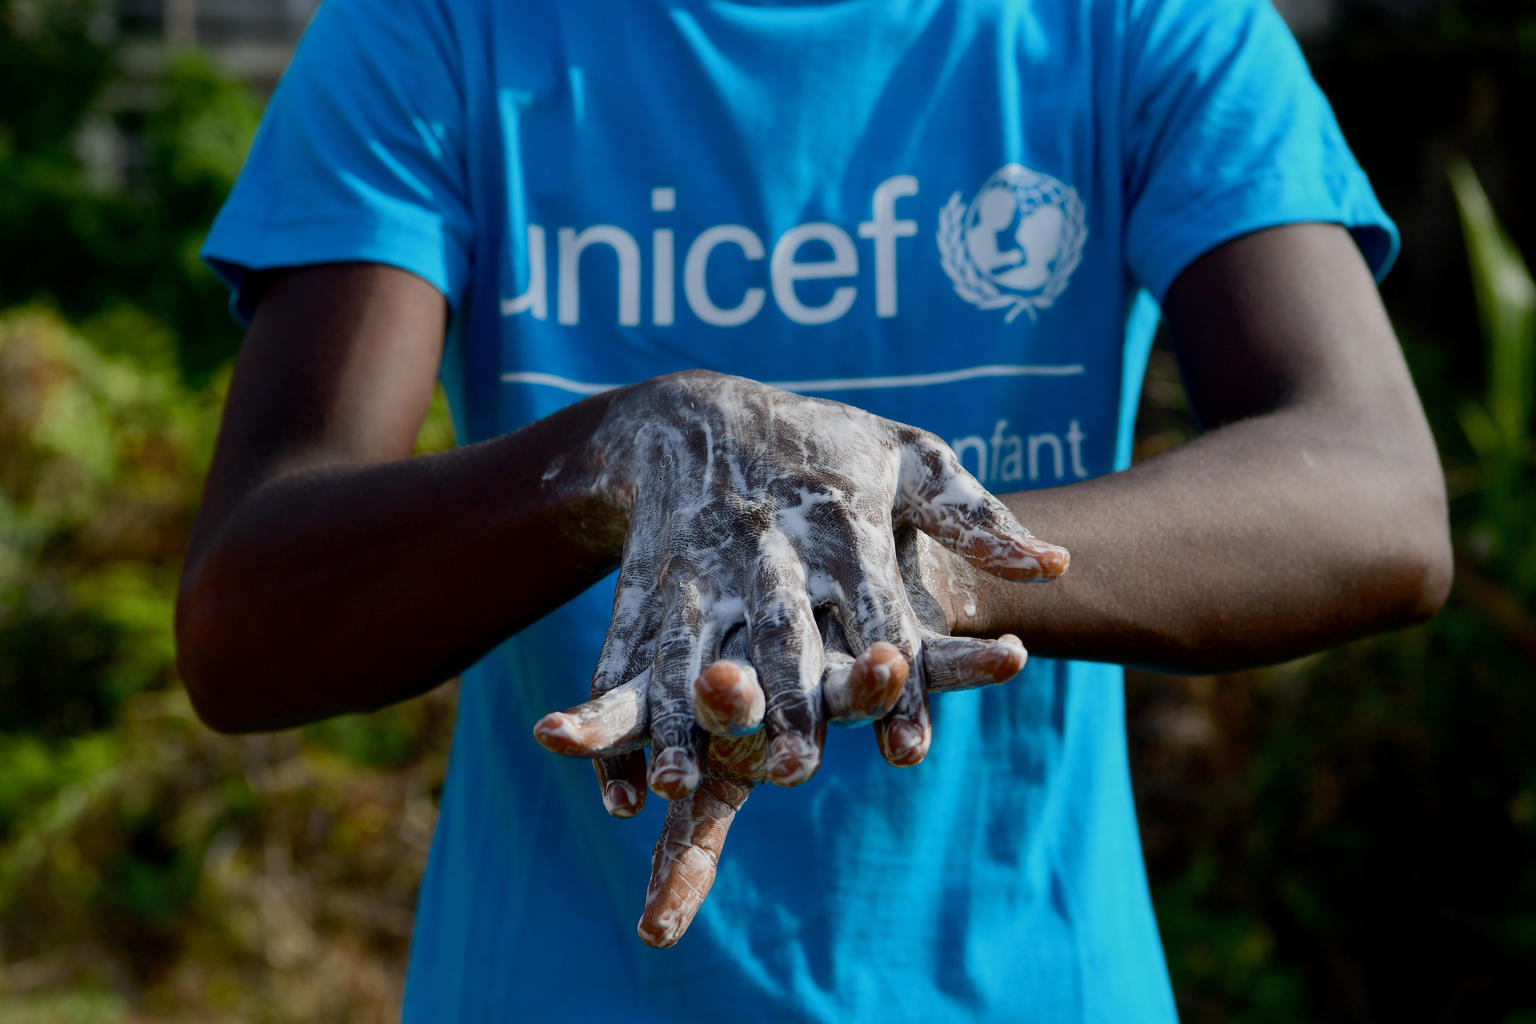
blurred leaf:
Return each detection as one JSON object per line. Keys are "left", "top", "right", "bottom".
{"left": 0, "top": 990, "right": 128, "bottom": 1024}
{"left": 1448, "top": 156, "right": 1536, "bottom": 531}
{"left": 0, "top": 20, "right": 257, "bottom": 381}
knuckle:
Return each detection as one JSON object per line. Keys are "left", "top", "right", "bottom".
{"left": 654, "top": 616, "right": 701, "bottom": 657}
{"left": 749, "top": 590, "right": 811, "bottom": 642}
{"left": 846, "top": 576, "right": 904, "bottom": 624}
{"left": 649, "top": 703, "right": 697, "bottom": 740}
{"left": 903, "top": 428, "right": 957, "bottom": 470}
{"left": 650, "top": 368, "right": 721, "bottom": 400}
{"left": 765, "top": 688, "right": 817, "bottom": 727}
{"left": 909, "top": 427, "right": 949, "bottom": 454}
{"left": 898, "top": 438, "right": 953, "bottom": 498}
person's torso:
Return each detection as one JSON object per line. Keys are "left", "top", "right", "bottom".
{"left": 407, "top": 2, "right": 1176, "bottom": 1020}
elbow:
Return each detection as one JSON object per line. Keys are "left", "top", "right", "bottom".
{"left": 1378, "top": 461, "right": 1454, "bottom": 628}
{"left": 1163, "top": 489, "right": 1453, "bottom": 676}
{"left": 1384, "top": 511, "right": 1454, "bottom": 629}
{"left": 175, "top": 562, "right": 258, "bottom": 735}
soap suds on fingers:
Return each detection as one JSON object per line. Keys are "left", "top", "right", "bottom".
{"left": 530, "top": 370, "right": 1069, "bottom": 945}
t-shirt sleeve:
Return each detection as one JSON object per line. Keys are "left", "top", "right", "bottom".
{"left": 200, "top": 0, "right": 471, "bottom": 324}
{"left": 1120, "top": 0, "right": 1399, "bottom": 302}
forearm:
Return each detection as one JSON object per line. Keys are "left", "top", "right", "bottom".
{"left": 176, "top": 390, "right": 625, "bottom": 733}
{"left": 959, "top": 404, "right": 1452, "bottom": 673}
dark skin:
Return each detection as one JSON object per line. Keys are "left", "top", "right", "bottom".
{"left": 176, "top": 222, "right": 1450, "bottom": 735}
{"left": 177, "top": 221, "right": 1452, "bottom": 946}
{"left": 952, "top": 219, "right": 1453, "bottom": 670}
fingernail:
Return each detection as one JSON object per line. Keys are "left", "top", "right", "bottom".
{"left": 603, "top": 780, "right": 640, "bottom": 817}
{"left": 532, "top": 713, "right": 581, "bottom": 754}
{"left": 883, "top": 720, "right": 928, "bottom": 766}
{"left": 867, "top": 644, "right": 908, "bottom": 683}
{"left": 648, "top": 747, "right": 701, "bottom": 799}
{"left": 638, "top": 909, "right": 684, "bottom": 948}
{"left": 767, "top": 734, "right": 820, "bottom": 787}
{"left": 1040, "top": 544, "right": 1069, "bottom": 575}
{"left": 692, "top": 661, "right": 764, "bottom": 736}
{"left": 1017, "top": 540, "right": 1069, "bottom": 577}
{"left": 852, "top": 646, "right": 908, "bottom": 717}
{"left": 970, "top": 640, "right": 1027, "bottom": 682}
{"left": 864, "top": 643, "right": 900, "bottom": 686}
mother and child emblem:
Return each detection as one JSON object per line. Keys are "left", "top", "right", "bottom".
{"left": 939, "top": 163, "right": 1088, "bottom": 322}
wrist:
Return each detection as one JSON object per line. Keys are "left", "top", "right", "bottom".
{"left": 508, "top": 384, "right": 636, "bottom": 559}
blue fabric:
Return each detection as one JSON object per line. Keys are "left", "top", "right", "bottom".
{"left": 202, "top": 0, "right": 1397, "bottom": 1020}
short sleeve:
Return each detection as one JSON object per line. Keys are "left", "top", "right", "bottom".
{"left": 200, "top": 0, "right": 472, "bottom": 324}
{"left": 1121, "top": 0, "right": 1399, "bottom": 301}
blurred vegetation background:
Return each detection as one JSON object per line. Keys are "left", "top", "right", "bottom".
{"left": 0, "top": 0, "right": 1531, "bottom": 1020}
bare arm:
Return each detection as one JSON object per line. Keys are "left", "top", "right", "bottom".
{"left": 176, "top": 265, "right": 1057, "bottom": 740}
{"left": 940, "top": 223, "right": 1453, "bottom": 671}
{"left": 175, "top": 264, "right": 624, "bottom": 732}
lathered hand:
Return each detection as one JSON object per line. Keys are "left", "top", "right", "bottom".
{"left": 531, "top": 370, "right": 1067, "bottom": 945}
{"left": 539, "top": 545, "right": 1031, "bottom": 947}
{"left": 535, "top": 370, "right": 1066, "bottom": 809}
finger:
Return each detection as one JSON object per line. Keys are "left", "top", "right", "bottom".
{"left": 874, "top": 657, "right": 932, "bottom": 767}
{"left": 595, "top": 751, "right": 647, "bottom": 818}
{"left": 896, "top": 437, "right": 1070, "bottom": 580}
{"left": 533, "top": 671, "right": 648, "bottom": 756}
{"left": 922, "top": 634, "right": 1028, "bottom": 692}
{"left": 815, "top": 612, "right": 866, "bottom": 726}
{"left": 835, "top": 558, "right": 924, "bottom": 722}
{"left": 824, "top": 642, "right": 909, "bottom": 723}
{"left": 749, "top": 531, "right": 825, "bottom": 787}
{"left": 819, "top": 645, "right": 855, "bottom": 724}
{"left": 798, "top": 503, "right": 921, "bottom": 717}
{"left": 589, "top": 553, "right": 663, "bottom": 814}
{"left": 591, "top": 553, "right": 661, "bottom": 698}
{"left": 637, "top": 775, "right": 750, "bottom": 948}
{"left": 647, "top": 581, "right": 714, "bottom": 800}
{"left": 691, "top": 659, "right": 765, "bottom": 737}
{"left": 893, "top": 527, "right": 951, "bottom": 634}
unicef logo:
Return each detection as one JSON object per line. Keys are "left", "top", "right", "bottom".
{"left": 938, "top": 164, "right": 1087, "bottom": 322}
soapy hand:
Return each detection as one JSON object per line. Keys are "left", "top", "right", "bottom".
{"left": 531, "top": 370, "right": 1067, "bottom": 944}
{"left": 535, "top": 370, "right": 1068, "bottom": 807}
{"left": 538, "top": 525, "right": 1037, "bottom": 946}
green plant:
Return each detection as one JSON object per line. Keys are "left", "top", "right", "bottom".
{"left": 0, "top": 3, "right": 260, "bottom": 382}
{"left": 1448, "top": 157, "right": 1536, "bottom": 575}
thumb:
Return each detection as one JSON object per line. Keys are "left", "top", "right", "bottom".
{"left": 896, "top": 436, "right": 1069, "bottom": 581}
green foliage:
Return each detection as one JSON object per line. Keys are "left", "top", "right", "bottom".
{"left": 0, "top": 989, "right": 128, "bottom": 1024}
{"left": 1152, "top": 621, "right": 1536, "bottom": 1021}
{"left": 303, "top": 702, "right": 447, "bottom": 770}
{"left": 144, "top": 57, "right": 265, "bottom": 204}
{"left": 0, "top": 301, "right": 458, "bottom": 1020}
{"left": 0, "top": 297, "right": 456, "bottom": 1018}
{"left": 0, "top": 0, "right": 113, "bottom": 160}
{"left": 1449, "top": 158, "right": 1536, "bottom": 587}
{"left": 0, "top": 308, "right": 213, "bottom": 738}
{"left": 1152, "top": 853, "right": 1307, "bottom": 1024}
{"left": 137, "top": 53, "right": 266, "bottom": 380}
{"left": 0, "top": 4, "right": 259, "bottom": 382}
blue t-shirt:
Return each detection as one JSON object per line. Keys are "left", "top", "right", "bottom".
{"left": 203, "top": 0, "right": 1396, "bottom": 1020}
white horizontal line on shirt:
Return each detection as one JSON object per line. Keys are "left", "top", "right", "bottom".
{"left": 499, "top": 363, "right": 1086, "bottom": 396}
